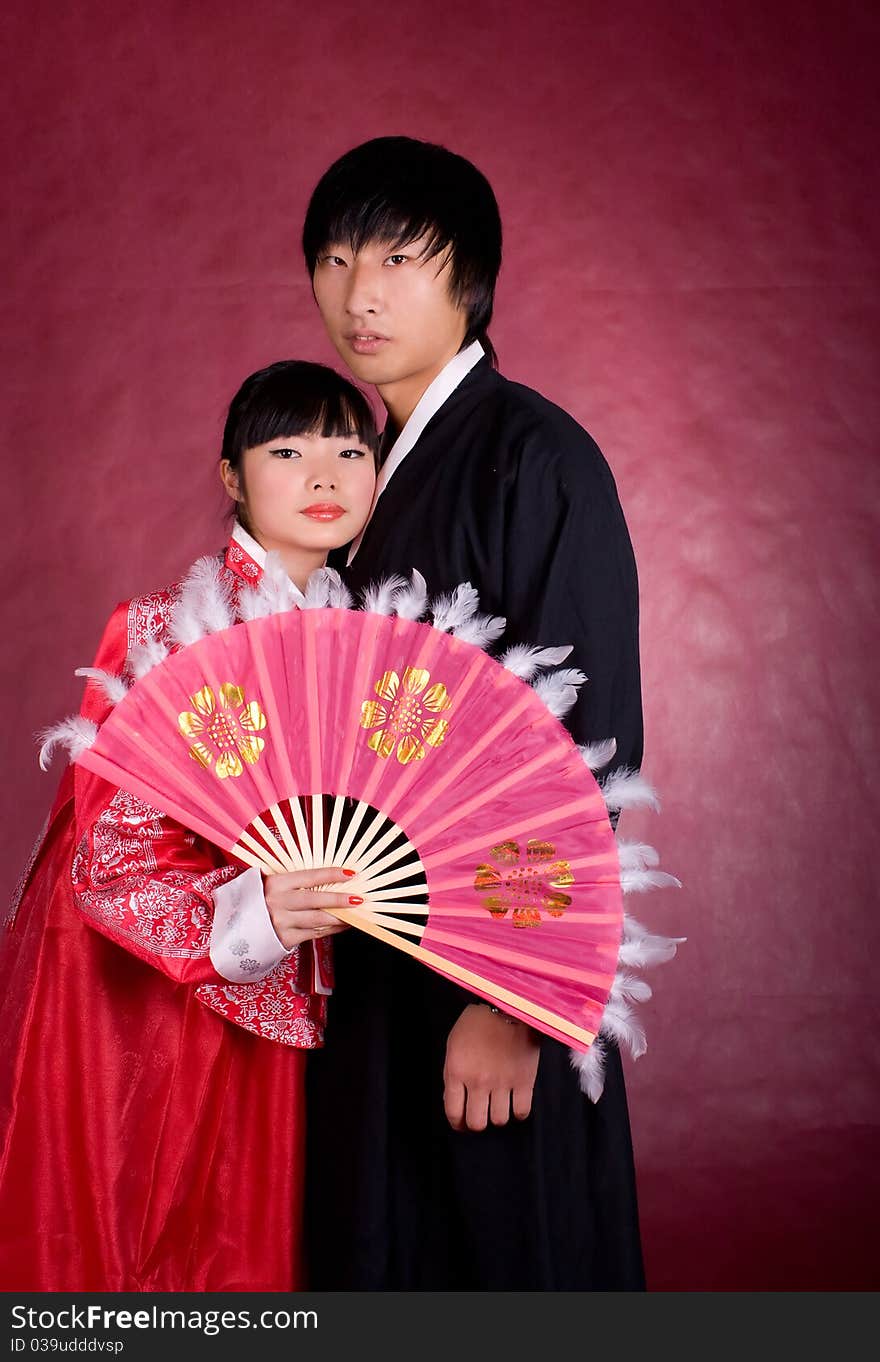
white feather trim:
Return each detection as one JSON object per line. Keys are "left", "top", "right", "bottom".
{"left": 570, "top": 1038, "right": 608, "bottom": 1103}
{"left": 127, "top": 639, "right": 170, "bottom": 680}
{"left": 391, "top": 569, "right": 428, "bottom": 621}
{"left": 236, "top": 584, "right": 264, "bottom": 622}
{"left": 620, "top": 867, "right": 682, "bottom": 894}
{"left": 570, "top": 1000, "right": 647, "bottom": 1103}
{"left": 192, "top": 555, "right": 235, "bottom": 634}
{"left": 619, "top": 914, "right": 686, "bottom": 968}
{"left": 74, "top": 667, "right": 129, "bottom": 705}
{"left": 531, "top": 667, "right": 587, "bottom": 718}
{"left": 237, "top": 552, "right": 299, "bottom": 621}
{"left": 610, "top": 970, "right": 653, "bottom": 1004}
{"left": 598, "top": 996, "right": 647, "bottom": 1059}
{"left": 170, "top": 554, "right": 235, "bottom": 646}
{"left": 600, "top": 767, "right": 660, "bottom": 813}
{"left": 616, "top": 839, "right": 660, "bottom": 871}
{"left": 431, "top": 583, "right": 479, "bottom": 633}
{"left": 302, "top": 568, "right": 332, "bottom": 610}
{"left": 323, "top": 567, "right": 353, "bottom": 610}
{"left": 499, "top": 643, "right": 573, "bottom": 680}
{"left": 38, "top": 716, "right": 98, "bottom": 771}
{"left": 618, "top": 936, "right": 681, "bottom": 969}
{"left": 571, "top": 884, "right": 683, "bottom": 1094}
{"left": 169, "top": 595, "right": 204, "bottom": 647}
{"left": 362, "top": 575, "right": 407, "bottom": 615}
{"left": 578, "top": 737, "right": 617, "bottom": 771}
{"left": 451, "top": 612, "right": 506, "bottom": 649}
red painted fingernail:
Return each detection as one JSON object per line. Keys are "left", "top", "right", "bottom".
{"left": 342, "top": 869, "right": 356, "bottom": 877}
{"left": 348, "top": 896, "right": 364, "bottom": 906}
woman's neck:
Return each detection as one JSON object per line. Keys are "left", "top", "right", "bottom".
{"left": 262, "top": 541, "right": 327, "bottom": 592}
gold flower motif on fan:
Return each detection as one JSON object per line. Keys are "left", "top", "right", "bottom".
{"left": 359, "top": 666, "right": 451, "bottom": 764}
{"left": 474, "top": 838, "right": 574, "bottom": 928}
{"left": 177, "top": 683, "right": 267, "bottom": 779}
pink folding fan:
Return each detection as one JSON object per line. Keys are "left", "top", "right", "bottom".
{"left": 45, "top": 560, "right": 680, "bottom": 1077}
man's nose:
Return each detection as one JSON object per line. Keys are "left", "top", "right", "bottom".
{"left": 344, "top": 260, "right": 383, "bottom": 316}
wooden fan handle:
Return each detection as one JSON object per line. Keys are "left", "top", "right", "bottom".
{"left": 327, "top": 906, "right": 596, "bottom": 1049}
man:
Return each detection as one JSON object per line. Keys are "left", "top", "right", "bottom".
{"left": 301, "top": 136, "right": 645, "bottom": 1290}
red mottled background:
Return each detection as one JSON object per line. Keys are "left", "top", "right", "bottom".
{"left": 3, "top": 0, "right": 878, "bottom": 1290}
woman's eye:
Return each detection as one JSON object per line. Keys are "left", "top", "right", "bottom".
{"left": 339, "top": 448, "right": 368, "bottom": 459}
{"left": 269, "top": 447, "right": 299, "bottom": 459}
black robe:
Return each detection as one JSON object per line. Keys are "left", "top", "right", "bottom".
{"left": 305, "top": 357, "right": 645, "bottom": 1290}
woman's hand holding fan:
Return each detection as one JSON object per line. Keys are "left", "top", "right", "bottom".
{"left": 262, "top": 867, "right": 354, "bottom": 947}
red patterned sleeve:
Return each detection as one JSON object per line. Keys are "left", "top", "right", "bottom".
{"left": 71, "top": 786, "right": 239, "bottom": 985}
{"left": 71, "top": 786, "right": 326, "bottom": 1044}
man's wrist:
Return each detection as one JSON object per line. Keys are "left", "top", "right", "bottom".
{"left": 480, "top": 1002, "right": 521, "bottom": 1026}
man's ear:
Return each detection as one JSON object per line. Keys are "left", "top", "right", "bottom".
{"left": 219, "top": 459, "right": 242, "bottom": 503}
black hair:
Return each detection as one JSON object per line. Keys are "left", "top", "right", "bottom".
{"left": 221, "top": 359, "right": 379, "bottom": 473}
{"left": 302, "top": 137, "right": 502, "bottom": 365}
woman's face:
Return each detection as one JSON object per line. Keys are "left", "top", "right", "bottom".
{"left": 221, "top": 430, "right": 376, "bottom": 560}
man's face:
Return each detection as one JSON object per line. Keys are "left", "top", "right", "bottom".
{"left": 312, "top": 236, "right": 469, "bottom": 412}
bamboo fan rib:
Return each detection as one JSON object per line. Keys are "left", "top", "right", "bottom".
{"left": 230, "top": 798, "right": 429, "bottom": 916}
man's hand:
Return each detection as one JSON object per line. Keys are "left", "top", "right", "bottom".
{"left": 443, "top": 1003, "right": 541, "bottom": 1132}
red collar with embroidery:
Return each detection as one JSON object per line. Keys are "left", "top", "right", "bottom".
{"left": 223, "top": 534, "right": 263, "bottom": 586}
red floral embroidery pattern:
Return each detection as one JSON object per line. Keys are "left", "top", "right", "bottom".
{"left": 225, "top": 541, "right": 262, "bottom": 583}
{"left": 127, "top": 586, "right": 180, "bottom": 653}
{"left": 72, "top": 788, "right": 236, "bottom": 957}
{"left": 198, "top": 957, "right": 326, "bottom": 1047}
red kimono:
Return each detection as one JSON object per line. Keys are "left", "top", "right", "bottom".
{"left": 0, "top": 535, "right": 325, "bottom": 1291}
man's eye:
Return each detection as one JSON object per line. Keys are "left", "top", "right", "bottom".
{"left": 385, "top": 254, "right": 408, "bottom": 266}
{"left": 269, "top": 447, "right": 299, "bottom": 459}
{"left": 321, "top": 254, "right": 346, "bottom": 267}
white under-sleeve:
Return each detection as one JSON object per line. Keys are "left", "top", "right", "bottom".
{"left": 210, "top": 866, "right": 290, "bottom": 982}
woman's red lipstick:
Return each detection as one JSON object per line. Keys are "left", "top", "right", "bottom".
{"left": 301, "top": 503, "right": 345, "bottom": 521}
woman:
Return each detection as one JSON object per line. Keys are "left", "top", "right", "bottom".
{"left": 0, "top": 360, "right": 377, "bottom": 1290}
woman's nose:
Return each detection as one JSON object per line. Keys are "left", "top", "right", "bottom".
{"left": 310, "top": 473, "right": 336, "bottom": 490}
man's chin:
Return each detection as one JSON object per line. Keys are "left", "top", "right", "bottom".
{"left": 331, "top": 341, "right": 396, "bottom": 385}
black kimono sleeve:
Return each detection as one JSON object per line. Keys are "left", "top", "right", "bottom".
{"left": 499, "top": 424, "right": 643, "bottom": 775}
